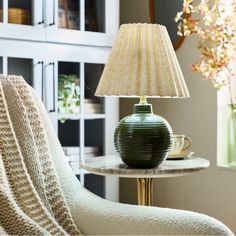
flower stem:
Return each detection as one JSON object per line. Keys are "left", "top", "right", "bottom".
{"left": 227, "top": 76, "right": 236, "bottom": 143}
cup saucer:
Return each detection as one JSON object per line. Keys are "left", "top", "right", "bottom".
{"left": 167, "top": 151, "right": 194, "bottom": 160}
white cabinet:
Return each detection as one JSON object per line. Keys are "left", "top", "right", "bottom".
{"left": 0, "top": 0, "right": 119, "bottom": 201}
{"left": 0, "top": 0, "right": 119, "bottom": 46}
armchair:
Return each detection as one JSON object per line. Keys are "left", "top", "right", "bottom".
{"left": 0, "top": 75, "right": 233, "bottom": 235}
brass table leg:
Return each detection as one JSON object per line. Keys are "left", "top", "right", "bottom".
{"left": 137, "top": 178, "right": 153, "bottom": 206}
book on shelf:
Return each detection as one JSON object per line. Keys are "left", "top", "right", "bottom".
{"left": 84, "top": 99, "right": 103, "bottom": 114}
{"left": 63, "top": 146, "right": 100, "bottom": 163}
{"left": 63, "top": 146, "right": 99, "bottom": 155}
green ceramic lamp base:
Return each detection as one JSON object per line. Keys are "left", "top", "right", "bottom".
{"left": 114, "top": 97, "right": 173, "bottom": 168}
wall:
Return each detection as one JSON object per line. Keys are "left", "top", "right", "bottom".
{"left": 119, "top": 0, "right": 236, "bottom": 232}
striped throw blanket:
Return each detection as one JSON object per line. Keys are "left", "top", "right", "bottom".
{"left": 0, "top": 75, "right": 81, "bottom": 235}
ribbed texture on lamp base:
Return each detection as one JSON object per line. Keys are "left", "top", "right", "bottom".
{"left": 114, "top": 104, "right": 173, "bottom": 168}
{"left": 95, "top": 23, "right": 190, "bottom": 98}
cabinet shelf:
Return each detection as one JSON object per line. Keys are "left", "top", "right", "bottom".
{"left": 84, "top": 114, "right": 106, "bottom": 119}
{"left": 57, "top": 113, "right": 106, "bottom": 120}
{"left": 57, "top": 113, "right": 80, "bottom": 120}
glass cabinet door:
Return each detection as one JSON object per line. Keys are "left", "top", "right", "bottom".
{"left": 57, "top": 61, "right": 80, "bottom": 116}
{"left": 84, "top": 119, "right": 104, "bottom": 157}
{"left": 46, "top": 0, "right": 118, "bottom": 47}
{"left": 57, "top": 0, "right": 106, "bottom": 32}
{"left": 8, "top": 57, "right": 33, "bottom": 85}
{"left": 56, "top": 60, "right": 81, "bottom": 174}
{"left": 8, "top": 0, "right": 32, "bottom": 26}
{"left": 85, "top": 0, "right": 105, "bottom": 33}
{"left": 83, "top": 62, "right": 105, "bottom": 198}
{"left": 58, "top": 0, "right": 80, "bottom": 30}
{"left": 84, "top": 63, "right": 104, "bottom": 114}
{"left": 6, "top": 56, "right": 43, "bottom": 99}
{"left": 0, "top": 0, "right": 46, "bottom": 41}
{"left": 58, "top": 119, "right": 81, "bottom": 174}
{"left": 57, "top": 0, "right": 105, "bottom": 32}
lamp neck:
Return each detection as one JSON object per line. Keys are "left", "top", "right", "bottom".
{"left": 135, "top": 96, "right": 152, "bottom": 113}
{"left": 139, "top": 96, "right": 147, "bottom": 105}
{"left": 134, "top": 104, "right": 153, "bottom": 114}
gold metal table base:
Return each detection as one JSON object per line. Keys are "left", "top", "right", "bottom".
{"left": 137, "top": 178, "right": 153, "bottom": 206}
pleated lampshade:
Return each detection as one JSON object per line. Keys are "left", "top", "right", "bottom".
{"left": 95, "top": 23, "right": 189, "bottom": 98}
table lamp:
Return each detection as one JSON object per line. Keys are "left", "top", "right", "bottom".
{"left": 95, "top": 23, "right": 189, "bottom": 168}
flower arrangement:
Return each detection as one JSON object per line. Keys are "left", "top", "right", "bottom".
{"left": 176, "top": 0, "right": 236, "bottom": 164}
{"left": 176, "top": 0, "right": 236, "bottom": 88}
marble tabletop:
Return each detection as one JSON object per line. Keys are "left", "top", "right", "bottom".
{"left": 80, "top": 155, "right": 210, "bottom": 178}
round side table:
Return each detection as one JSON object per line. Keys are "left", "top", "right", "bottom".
{"left": 80, "top": 155, "right": 210, "bottom": 206}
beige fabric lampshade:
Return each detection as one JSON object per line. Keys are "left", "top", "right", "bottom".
{"left": 95, "top": 23, "right": 189, "bottom": 98}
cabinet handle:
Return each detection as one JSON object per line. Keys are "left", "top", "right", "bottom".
{"left": 38, "top": 0, "right": 45, "bottom": 24}
{"left": 49, "top": 0, "right": 55, "bottom": 26}
{"left": 37, "top": 61, "right": 44, "bottom": 101}
{"left": 49, "top": 62, "right": 56, "bottom": 113}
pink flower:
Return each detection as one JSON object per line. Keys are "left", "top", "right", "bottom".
{"left": 177, "top": 0, "right": 236, "bottom": 89}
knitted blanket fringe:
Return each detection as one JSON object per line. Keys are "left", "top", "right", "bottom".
{"left": 0, "top": 76, "right": 81, "bottom": 235}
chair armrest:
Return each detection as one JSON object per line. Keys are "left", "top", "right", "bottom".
{"left": 64, "top": 178, "right": 233, "bottom": 235}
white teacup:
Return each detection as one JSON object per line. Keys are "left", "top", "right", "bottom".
{"left": 169, "top": 134, "right": 192, "bottom": 155}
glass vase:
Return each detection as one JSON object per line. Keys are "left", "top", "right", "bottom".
{"left": 228, "top": 104, "right": 236, "bottom": 166}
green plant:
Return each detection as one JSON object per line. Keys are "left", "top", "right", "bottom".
{"left": 58, "top": 74, "right": 80, "bottom": 115}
